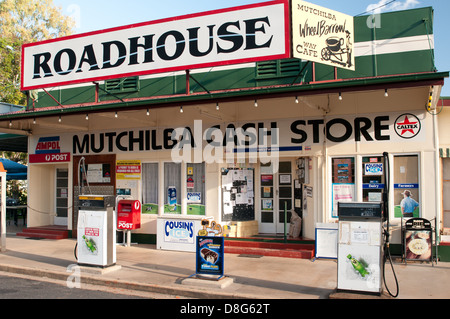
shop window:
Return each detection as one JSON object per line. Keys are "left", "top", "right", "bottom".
{"left": 362, "top": 156, "right": 385, "bottom": 202}
{"left": 331, "top": 157, "right": 355, "bottom": 217}
{"left": 186, "top": 163, "right": 205, "bottom": 216}
{"left": 393, "top": 155, "right": 420, "bottom": 218}
{"left": 142, "top": 163, "right": 158, "bottom": 214}
{"left": 164, "top": 162, "right": 181, "bottom": 214}
{"left": 104, "top": 76, "right": 139, "bottom": 94}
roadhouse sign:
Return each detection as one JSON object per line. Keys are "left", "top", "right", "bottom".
{"left": 21, "top": 1, "right": 290, "bottom": 91}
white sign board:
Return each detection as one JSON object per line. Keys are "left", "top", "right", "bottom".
{"left": 157, "top": 216, "right": 205, "bottom": 252}
{"left": 315, "top": 223, "right": 338, "bottom": 259}
{"left": 21, "top": 1, "right": 290, "bottom": 91}
{"left": 292, "top": 0, "right": 355, "bottom": 70}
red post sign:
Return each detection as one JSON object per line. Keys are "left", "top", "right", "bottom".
{"left": 29, "top": 152, "right": 71, "bottom": 163}
{"left": 117, "top": 199, "right": 141, "bottom": 230}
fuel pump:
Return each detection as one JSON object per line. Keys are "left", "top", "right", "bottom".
{"left": 74, "top": 157, "right": 117, "bottom": 268}
{"left": 336, "top": 153, "right": 399, "bottom": 297}
{"left": 382, "top": 152, "right": 399, "bottom": 298}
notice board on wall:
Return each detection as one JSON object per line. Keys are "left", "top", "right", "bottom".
{"left": 221, "top": 168, "right": 254, "bottom": 221}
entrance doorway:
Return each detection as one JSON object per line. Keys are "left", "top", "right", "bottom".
{"left": 259, "top": 160, "right": 294, "bottom": 234}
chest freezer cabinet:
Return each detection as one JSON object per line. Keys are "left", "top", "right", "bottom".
{"left": 337, "top": 202, "right": 383, "bottom": 295}
{"left": 77, "top": 195, "right": 116, "bottom": 267}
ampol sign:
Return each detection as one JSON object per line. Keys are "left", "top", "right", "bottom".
{"left": 21, "top": 0, "right": 290, "bottom": 91}
{"left": 29, "top": 136, "right": 71, "bottom": 163}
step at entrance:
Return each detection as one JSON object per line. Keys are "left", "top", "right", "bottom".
{"left": 224, "top": 237, "right": 315, "bottom": 259}
{"left": 16, "top": 225, "right": 69, "bottom": 240}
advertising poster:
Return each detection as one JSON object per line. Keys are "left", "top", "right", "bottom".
{"left": 332, "top": 183, "right": 355, "bottom": 217}
{"left": 196, "top": 236, "right": 224, "bottom": 277}
{"left": 405, "top": 230, "right": 432, "bottom": 261}
{"left": 292, "top": 0, "right": 355, "bottom": 70}
{"left": 364, "top": 163, "right": 383, "bottom": 176}
{"left": 337, "top": 244, "right": 381, "bottom": 293}
{"left": 116, "top": 160, "right": 141, "bottom": 180}
{"left": 166, "top": 186, "right": 181, "bottom": 213}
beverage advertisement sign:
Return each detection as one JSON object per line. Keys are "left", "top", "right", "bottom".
{"left": 292, "top": 0, "right": 355, "bottom": 70}
{"left": 196, "top": 236, "right": 224, "bottom": 277}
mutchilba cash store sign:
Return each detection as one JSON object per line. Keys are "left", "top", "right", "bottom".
{"left": 21, "top": 1, "right": 290, "bottom": 91}
{"left": 29, "top": 112, "right": 424, "bottom": 156}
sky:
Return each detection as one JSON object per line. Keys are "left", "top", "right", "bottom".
{"left": 52, "top": 0, "right": 450, "bottom": 97}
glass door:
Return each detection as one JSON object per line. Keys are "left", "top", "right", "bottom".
{"left": 259, "top": 161, "right": 293, "bottom": 234}
{"left": 55, "top": 168, "right": 68, "bottom": 225}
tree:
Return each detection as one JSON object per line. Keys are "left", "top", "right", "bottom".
{"left": 0, "top": 0, "right": 75, "bottom": 105}
{"left": 0, "top": 0, "right": 74, "bottom": 204}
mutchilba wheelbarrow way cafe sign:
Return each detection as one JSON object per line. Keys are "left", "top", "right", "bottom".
{"left": 20, "top": 0, "right": 354, "bottom": 91}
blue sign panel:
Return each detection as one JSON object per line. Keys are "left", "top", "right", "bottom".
{"left": 394, "top": 183, "right": 419, "bottom": 189}
{"left": 363, "top": 183, "right": 385, "bottom": 189}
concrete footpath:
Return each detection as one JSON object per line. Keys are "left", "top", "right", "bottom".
{"left": 0, "top": 234, "right": 449, "bottom": 299}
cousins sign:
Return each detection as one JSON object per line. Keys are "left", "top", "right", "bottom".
{"left": 21, "top": 1, "right": 290, "bottom": 91}
{"left": 292, "top": 0, "right": 355, "bottom": 70}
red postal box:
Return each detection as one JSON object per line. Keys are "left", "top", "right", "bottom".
{"left": 117, "top": 200, "right": 141, "bottom": 230}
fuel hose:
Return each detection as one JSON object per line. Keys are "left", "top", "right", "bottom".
{"left": 383, "top": 236, "right": 399, "bottom": 298}
{"left": 382, "top": 152, "right": 399, "bottom": 298}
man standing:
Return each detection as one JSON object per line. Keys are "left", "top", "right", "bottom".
{"left": 400, "top": 190, "right": 419, "bottom": 217}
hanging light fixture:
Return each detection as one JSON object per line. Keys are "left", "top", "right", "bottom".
{"left": 86, "top": 114, "right": 89, "bottom": 120}
{"left": 115, "top": 112, "right": 118, "bottom": 118}
{"left": 384, "top": 89, "right": 389, "bottom": 97}
{"left": 254, "top": 99, "right": 258, "bottom": 107}
{"left": 33, "top": 118, "right": 36, "bottom": 124}
{"left": 59, "top": 116, "right": 62, "bottom": 123}
{"left": 339, "top": 92, "right": 343, "bottom": 101}
{"left": 216, "top": 102, "right": 220, "bottom": 110}
{"left": 295, "top": 96, "right": 299, "bottom": 104}
{"left": 146, "top": 108, "right": 150, "bottom": 116}
{"left": 180, "top": 106, "right": 183, "bottom": 113}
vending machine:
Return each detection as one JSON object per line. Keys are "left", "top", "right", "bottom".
{"left": 337, "top": 202, "right": 383, "bottom": 295}
{"left": 77, "top": 195, "right": 116, "bottom": 267}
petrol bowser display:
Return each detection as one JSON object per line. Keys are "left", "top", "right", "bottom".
{"left": 77, "top": 195, "right": 116, "bottom": 267}
{"left": 117, "top": 199, "right": 141, "bottom": 230}
{"left": 337, "top": 202, "right": 383, "bottom": 295}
